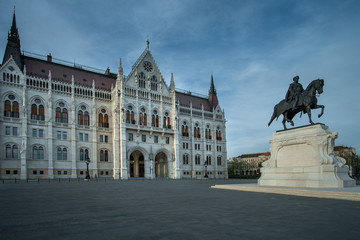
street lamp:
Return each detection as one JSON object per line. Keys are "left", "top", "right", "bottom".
{"left": 85, "top": 155, "right": 91, "bottom": 180}
{"left": 204, "top": 160, "right": 208, "bottom": 178}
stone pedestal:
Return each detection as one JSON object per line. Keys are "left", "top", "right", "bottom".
{"left": 258, "top": 124, "right": 355, "bottom": 188}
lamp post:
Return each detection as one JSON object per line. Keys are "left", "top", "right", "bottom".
{"left": 204, "top": 160, "right": 208, "bottom": 178}
{"left": 85, "top": 155, "right": 91, "bottom": 180}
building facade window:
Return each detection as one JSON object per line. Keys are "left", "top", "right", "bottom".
{"left": 151, "top": 75, "right": 157, "bottom": 91}
{"left": 163, "top": 112, "right": 171, "bottom": 129}
{"left": 100, "top": 149, "right": 109, "bottom": 162}
{"left": 32, "top": 145, "right": 44, "bottom": 160}
{"left": 4, "top": 95, "right": 19, "bottom": 118}
{"left": 139, "top": 107, "right": 147, "bottom": 126}
{"left": 152, "top": 110, "right": 159, "bottom": 127}
{"left": 5, "top": 144, "right": 18, "bottom": 159}
{"left": 216, "top": 126, "right": 222, "bottom": 141}
{"left": 79, "top": 148, "right": 89, "bottom": 161}
{"left": 128, "top": 133, "right": 133, "bottom": 141}
{"left": 183, "top": 154, "right": 189, "bottom": 165}
{"left": 126, "top": 106, "right": 135, "bottom": 124}
{"left": 195, "top": 155, "right": 201, "bottom": 165}
{"left": 205, "top": 125, "right": 212, "bottom": 140}
{"left": 206, "top": 156, "right": 212, "bottom": 165}
{"left": 154, "top": 135, "right": 158, "bottom": 143}
{"left": 181, "top": 121, "right": 189, "bottom": 137}
{"left": 78, "top": 106, "right": 90, "bottom": 126}
{"left": 165, "top": 137, "right": 170, "bottom": 144}
{"left": 142, "top": 134, "right": 146, "bottom": 143}
{"left": 138, "top": 72, "right": 146, "bottom": 88}
{"left": 55, "top": 102, "right": 68, "bottom": 123}
{"left": 194, "top": 123, "right": 201, "bottom": 138}
{"left": 98, "top": 108, "right": 109, "bottom": 128}
{"left": 217, "top": 156, "right": 222, "bottom": 166}
{"left": 31, "top": 99, "right": 45, "bottom": 121}
{"left": 57, "top": 147, "right": 67, "bottom": 160}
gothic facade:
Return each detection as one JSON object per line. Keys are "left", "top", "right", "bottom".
{"left": 0, "top": 12, "right": 227, "bottom": 180}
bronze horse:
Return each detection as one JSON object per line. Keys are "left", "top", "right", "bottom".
{"left": 268, "top": 79, "right": 325, "bottom": 130}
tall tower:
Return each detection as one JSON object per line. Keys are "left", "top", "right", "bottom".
{"left": 208, "top": 74, "right": 218, "bottom": 109}
{"left": 2, "top": 9, "right": 23, "bottom": 69}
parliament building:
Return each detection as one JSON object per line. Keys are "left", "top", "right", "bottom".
{"left": 0, "top": 12, "right": 228, "bottom": 180}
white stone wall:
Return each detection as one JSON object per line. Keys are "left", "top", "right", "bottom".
{"left": 0, "top": 56, "right": 227, "bottom": 180}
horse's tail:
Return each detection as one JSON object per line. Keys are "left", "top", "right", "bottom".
{"left": 268, "top": 104, "right": 278, "bottom": 127}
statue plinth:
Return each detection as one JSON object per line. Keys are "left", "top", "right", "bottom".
{"left": 258, "top": 124, "right": 355, "bottom": 188}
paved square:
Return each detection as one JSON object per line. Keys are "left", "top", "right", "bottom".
{"left": 0, "top": 179, "right": 359, "bottom": 240}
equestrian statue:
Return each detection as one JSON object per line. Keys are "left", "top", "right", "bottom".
{"left": 268, "top": 76, "right": 325, "bottom": 130}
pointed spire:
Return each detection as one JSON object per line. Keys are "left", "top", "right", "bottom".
{"left": 118, "top": 58, "right": 123, "bottom": 74}
{"left": 10, "top": 7, "right": 19, "bottom": 40}
{"left": 170, "top": 73, "right": 175, "bottom": 91}
{"left": 208, "top": 74, "right": 218, "bottom": 109}
{"left": 2, "top": 8, "right": 22, "bottom": 68}
{"left": 209, "top": 74, "right": 216, "bottom": 95}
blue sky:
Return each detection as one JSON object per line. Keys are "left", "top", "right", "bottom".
{"left": 1, "top": 0, "right": 359, "bottom": 157}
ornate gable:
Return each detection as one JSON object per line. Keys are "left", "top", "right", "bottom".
{"left": 125, "top": 45, "right": 170, "bottom": 95}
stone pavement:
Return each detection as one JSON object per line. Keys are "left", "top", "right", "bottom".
{"left": 212, "top": 184, "right": 360, "bottom": 202}
{"left": 0, "top": 179, "right": 359, "bottom": 240}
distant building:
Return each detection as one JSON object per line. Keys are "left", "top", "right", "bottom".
{"left": 0, "top": 11, "right": 228, "bottom": 180}
{"left": 229, "top": 152, "right": 270, "bottom": 176}
{"left": 334, "top": 145, "right": 358, "bottom": 177}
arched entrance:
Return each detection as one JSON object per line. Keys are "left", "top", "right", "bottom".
{"left": 155, "top": 152, "right": 168, "bottom": 178}
{"left": 129, "top": 150, "right": 145, "bottom": 178}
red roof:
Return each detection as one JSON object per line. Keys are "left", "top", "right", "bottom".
{"left": 23, "top": 56, "right": 116, "bottom": 91}
{"left": 176, "top": 91, "right": 212, "bottom": 111}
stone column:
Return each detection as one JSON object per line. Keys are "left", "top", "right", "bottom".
{"left": 20, "top": 66, "right": 28, "bottom": 180}
{"left": 70, "top": 76, "right": 77, "bottom": 178}
{"left": 47, "top": 70, "right": 54, "bottom": 179}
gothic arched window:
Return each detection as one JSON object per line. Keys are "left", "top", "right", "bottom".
{"left": 217, "top": 156, "right": 222, "bottom": 166}
{"left": 100, "top": 149, "right": 109, "bottom": 162}
{"left": 152, "top": 110, "right": 159, "bottom": 127}
{"left": 98, "top": 109, "right": 109, "bottom": 128}
{"left": 4, "top": 100, "right": 11, "bottom": 117}
{"left": 139, "top": 107, "right": 147, "bottom": 126}
{"left": 78, "top": 106, "right": 90, "bottom": 126}
{"left": 80, "top": 148, "right": 89, "bottom": 161}
{"left": 5, "top": 144, "right": 19, "bottom": 159}
{"left": 194, "top": 123, "right": 201, "bottom": 138}
{"left": 151, "top": 76, "right": 157, "bottom": 91}
{"left": 31, "top": 98, "right": 45, "bottom": 121}
{"left": 56, "top": 102, "right": 68, "bottom": 123}
{"left": 183, "top": 154, "right": 189, "bottom": 165}
{"left": 182, "top": 121, "right": 189, "bottom": 137}
{"left": 205, "top": 125, "right": 212, "bottom": 140}
{"left": 126, "top": 106, "right": 135, "bottom": 124}
{"left": 138, "top": 72, "right": 146, "bottom": 88}
{"left": 163, "top": 112, "right": 171, "bottom": 129}
{"left": 216, "top": 126, "right": 222, "bottom": 141}
{"left": 195, "top": 155, "right": 201, "bottom": 165}
{"left": 206, "top": 156, "right": 212, "bottom": 165}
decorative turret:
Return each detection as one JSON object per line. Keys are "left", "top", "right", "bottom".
{"left": 208, "top": 74, "right": 218, "bottom": 109}
{"left": 117, "top": 58, "right": 123, "bottom": 81}
{"left": 2, "top": 8, "right": 23, "bottom": 69}
{"left": 170, "top": 73, "right": 175, "bottom": 92}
